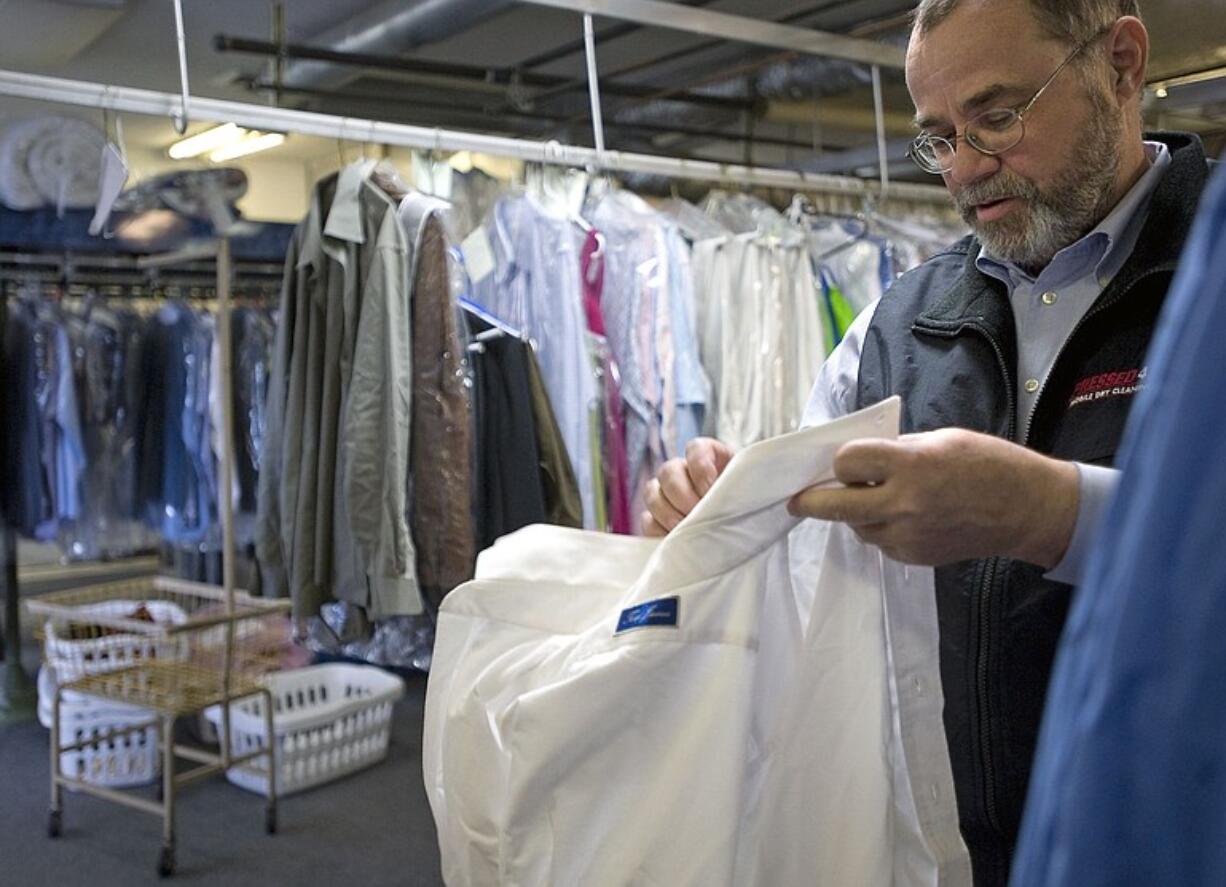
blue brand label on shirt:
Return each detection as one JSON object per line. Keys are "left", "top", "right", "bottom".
{"left": 615, "top": 597, "right": 680, "bottom": 635}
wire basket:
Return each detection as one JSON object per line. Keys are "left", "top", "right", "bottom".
{"left": 26, "top": 575, "right": 292, "bottom": 716}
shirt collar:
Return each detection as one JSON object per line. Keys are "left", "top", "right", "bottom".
{"left": 322, "top": 158, "right": 377, "bottom": 245}
{"left": 976, "top": 140, "right": 1171, "bottom": 289}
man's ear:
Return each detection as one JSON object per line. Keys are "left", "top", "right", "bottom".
{"left": 1108, "top": 16, "right": 1149, "bottom": 103}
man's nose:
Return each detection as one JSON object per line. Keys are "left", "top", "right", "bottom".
{"left": 944, "top": 141, "right": 1002, "bottom": 188}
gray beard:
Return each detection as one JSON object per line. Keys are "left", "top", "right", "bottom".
{"left": 956, "top": 102, "right": 1123, "bottom": 274}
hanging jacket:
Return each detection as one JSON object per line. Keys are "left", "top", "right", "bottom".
{"left": 256, "top": 163, "right": 422, "bottom": 621}
{"left": 853, "top": 132, "right": 1214, "bottom": 886}
{"left": 467, "top": 313, "right": 550, "bottom": 550}
{"left": 399, "top": 192, "right": 476, "bottom": 609}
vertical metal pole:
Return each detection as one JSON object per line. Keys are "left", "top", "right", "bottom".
{"left": 171, "top": 0, "right": 191, "bottom": 134}
{"left": 272, "top": 1, "right": 286, "bottom": 108}
{"left": 263, "top": 687, "right": 277, "bottom": 833}
{"left": 161, "top": 714, "right": 176, "bottom": 865}
{"left": 218, "top": 237, "right": 236, "bottom": 768}
{"left": 50, "top": 686, "right": 62, "bottom": 825}
{"left": 582, "top": 14, "right": 606, "bottom": 157}
{"left": 871, "top": 65, "right": 890, "bottom": 194}
{"left": 0, "top": 526, "right": 35, "bottom": 722}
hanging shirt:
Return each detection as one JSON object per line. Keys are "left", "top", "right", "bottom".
{"left": 581, "top": 230, "right": 632, "bottom": 535}
{"left": 469, "top": 194, "right": 599, "bottom": 530}
{"left": 588, "top": 191, "right": 708, "bottom": 520}
{"left": 694, "top": 230, "right": 825, "bottom": 450}
{"left": 3, "top": 299, "right": 57, "bottom": 537}
{"left": 806, "top": 219, "right": 892, "bottom": 317}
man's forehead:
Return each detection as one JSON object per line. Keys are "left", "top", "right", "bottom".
{"left": 906, "top": 3, "right": 1052, "bottom": 126}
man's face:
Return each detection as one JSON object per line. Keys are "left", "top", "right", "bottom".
{"left": 906, "top": 0, "right": 1122, "bottom": 271}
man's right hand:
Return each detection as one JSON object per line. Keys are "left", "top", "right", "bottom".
{"left": 642, "top": 438, "right": 736, "bottom": 537}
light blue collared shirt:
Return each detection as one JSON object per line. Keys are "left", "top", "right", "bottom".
{"left": 803, "top": 142, "right": 1172, "bottom": 583}
{"left": 470, "top": 194, "right": 601, "bottom": 530}
{"left": 975, "top": 141, "right": 1169, "bottom": 583}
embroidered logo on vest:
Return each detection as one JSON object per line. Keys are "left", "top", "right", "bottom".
{"left": 1068, "top": 366, "right": 1148, "bottom": 408}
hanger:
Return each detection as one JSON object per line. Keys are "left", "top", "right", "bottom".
{"left": 459, "top": 297, "right": 524, "bottom": 353}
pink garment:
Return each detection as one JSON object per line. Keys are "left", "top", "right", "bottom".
{"left": 582, "top": 230, "right": 633, "bottom": 535}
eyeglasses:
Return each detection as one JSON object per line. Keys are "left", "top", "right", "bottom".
{"left": 907, "top": 24, "right": 1114, "bottom": 176}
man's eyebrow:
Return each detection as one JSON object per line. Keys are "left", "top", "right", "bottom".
{"left": 913, "top": 83, "right": 1027, "bottom": 130}
{"left": 961, "top": 83, "right": 1018, "bottom": 114}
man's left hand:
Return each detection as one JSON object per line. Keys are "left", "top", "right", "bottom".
{"left": 788, "top": 428, "right": 1080, "bottom": 568}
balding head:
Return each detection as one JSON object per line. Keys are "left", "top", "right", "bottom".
{"left": 913, "top": 0, "right": 1142, "bottom": 48}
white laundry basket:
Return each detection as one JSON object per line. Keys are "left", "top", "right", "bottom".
{"left": 37, "top": 667, "right": 160, "bottom": 789}
{"left": 43, "top": 599, "right": 189, "bottom": 683}
{"left": 203, "top": 663, "right": 404, "bottom": 797}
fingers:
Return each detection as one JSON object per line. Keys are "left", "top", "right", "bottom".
{"left": 686, "top": 438, "right": 734, "bottom": 497}
{"left": 788, "top": 484, "right": 892, "bottom": 526}
{"left": 832, "top": 439, "right": 903, "bottom": 486}
{"left": 659, "top": 458, "right": 702, "bottom": 516}
{"left": 645, "top": 440, "right": 735, "bottom": 537}
{"left": 645, "top": 474, "right": 690, "bottom": 534}
{"left": 641, "top": 510, "right": 669, "bottom": 538}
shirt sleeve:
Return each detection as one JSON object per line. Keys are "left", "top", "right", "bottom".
{"left": 800, "top": 298, "right": 878, "bottom": 428}
{"left": 1044, "top": 462, "right": 1120, "bottom": 585}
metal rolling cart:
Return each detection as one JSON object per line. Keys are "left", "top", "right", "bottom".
{"left": 24, "top": 237, "right": 292, "bottom": 877}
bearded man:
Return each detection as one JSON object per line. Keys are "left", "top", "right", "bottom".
{"left": 645, "top": 1, "right": 1216, "bottom": 883}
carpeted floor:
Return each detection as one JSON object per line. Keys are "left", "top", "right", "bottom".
{"left": 0, "top": 663, "right": 445, "bottom": 886}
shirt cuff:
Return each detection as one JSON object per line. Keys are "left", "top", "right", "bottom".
{"left": 1044, "top": 463, "right": 1120, "bottom": 585}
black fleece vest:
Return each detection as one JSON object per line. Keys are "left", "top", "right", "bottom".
{"left": 855, "top": 133, "right": 1213, "bottom": 886}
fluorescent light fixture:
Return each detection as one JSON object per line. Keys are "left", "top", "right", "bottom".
{"left": 208, "top": 131, "right": 286, "bottom": 162}
{"left": 168, "top": 122, "right": 244, "bottom": 159}
{"left": 1149, "top": 64, "right": 1226, "bottom": 101}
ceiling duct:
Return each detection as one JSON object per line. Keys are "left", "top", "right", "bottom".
{"left": 281, "top": 0, "right": 516, "bottom": 92}
{"left": 0, "top": 0, "right": 126, "bottom": 67}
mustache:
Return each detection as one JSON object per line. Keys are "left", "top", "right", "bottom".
{"left": 954, "top": 174, "right": 1042, "bottom": 215}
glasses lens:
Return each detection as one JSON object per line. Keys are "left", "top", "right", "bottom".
{"left": 911, "top": 136, "right": 955, "bottom": 174}
{"left": 966, "top": 109, "right": 1023, "bottom": 154}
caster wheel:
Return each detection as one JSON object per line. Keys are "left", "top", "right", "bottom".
{"left": 48, "top": 810, "right": 62, "bottom": 838}
{"left": 265, "top": 806, "right": 277, "bottom": 835}
{"left": 158, "top": 845, "right": 175, "bottom": 878}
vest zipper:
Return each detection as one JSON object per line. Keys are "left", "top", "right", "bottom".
{"left": 968, "top": 268, "right": 1170, "bottom": 842}
{"left": 977, "top": 556, "right": 1002, "bottom": 834}
{"left": 967, "top": 322, "right": 1014, "bottom": 838}
{"left": 914, "top": 319, "right": 1015, "bottom": 836}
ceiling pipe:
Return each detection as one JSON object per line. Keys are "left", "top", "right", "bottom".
{"left": 215, "top": 34, "right": 758, "bottom": 112}
{"left": 279, "top": 0, "right": 518, "bottom": 92}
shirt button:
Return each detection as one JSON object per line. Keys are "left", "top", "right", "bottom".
{"left": 1041, "top": 291, "right": 1058, "bottom": 306}
{"left": 1024, "top": 379, "right": 1040, "bottom": 394}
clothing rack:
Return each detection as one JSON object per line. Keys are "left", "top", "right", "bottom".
{"left": 0, "top": 69, "right": 951, "bottom": 207}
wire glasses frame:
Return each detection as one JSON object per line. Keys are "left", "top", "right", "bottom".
{"left": 907, "top": 24, "right": 1115, "bottom": 175}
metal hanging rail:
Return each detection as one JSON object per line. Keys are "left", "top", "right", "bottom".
{"left": 0, "top": 69, "right": 949, "bottom": 204}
